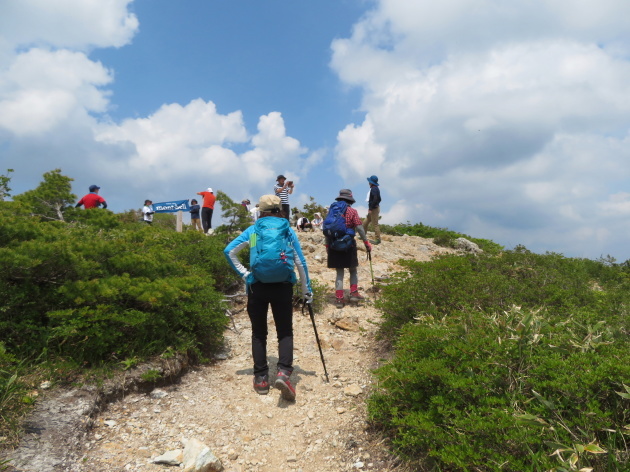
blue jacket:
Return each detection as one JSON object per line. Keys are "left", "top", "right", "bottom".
{"left": 189, "top": 204, "right": 200, "bottom": 219}
{"left": 368, "top": 186, "right": 381, "bottom": 210}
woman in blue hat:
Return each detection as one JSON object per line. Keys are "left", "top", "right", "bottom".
{"left": 363, "top": 175, "right": 382, "bottom": 244}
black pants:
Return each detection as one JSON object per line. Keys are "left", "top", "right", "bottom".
{"left": 201, "top": 207, "right": 213, "bottom": 232}
{"left": 247, "top": 282, "right": 294, "bottom": 377}
{"left": 282, "top": 203, "right": 290, "bottom": 221}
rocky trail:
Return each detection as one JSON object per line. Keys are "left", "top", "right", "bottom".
{"left": 6, "top": 232, "right": 463, "bottom": 472}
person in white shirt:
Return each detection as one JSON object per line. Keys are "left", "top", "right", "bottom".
{"left": 250, "top": 204, "right": 260, "bottom": 222}
{"left": 296, "top": 215, "right": 311, "bottom": 232}
{"left": 311, "top": 212, "right": 323, "bottom": 230}
{"left": 143, "top": 200, "right": 155, "bottom": 225}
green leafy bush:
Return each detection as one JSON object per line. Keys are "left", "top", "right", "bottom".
{"left": 380, "top": 222, "right": 503, "bottom": 254}
{"left": 0, "top": 201, "right": 236, "bottom": 364}
{"left": 376, "top": 249, "right": 628, "bottom": 339}
{"left": 370, "top": 249, "right": 630, "bottom": 471}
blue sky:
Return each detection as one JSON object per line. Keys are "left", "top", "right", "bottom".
{"left": 3, "top": 0, "right": 630, "bottom": 260}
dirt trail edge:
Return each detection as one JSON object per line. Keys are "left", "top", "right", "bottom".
{"left": 6, "top": 232, "right": 458, "bottom": 472}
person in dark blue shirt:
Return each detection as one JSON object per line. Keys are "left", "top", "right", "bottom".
{"left": 189, "top": 199, "right": 202, "bottom": 232}
{"left": 362, "top": 175, "right": 382, "bottom": 244}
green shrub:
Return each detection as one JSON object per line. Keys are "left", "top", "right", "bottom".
{"left": 376, "top": 249, "right": 628, "bottom": 339}
{"left": 369, "top": 306, "right": 630, "bottom": 471}
{"left": 0, "top": 202, "right": 232, "bottom": 364}
{"left": 380, "top": 222, "right": 503, "bottom": 254}
{"left": 370, "top": 249, "right": 630, "bottom": 471}
{"left": 0, "top": 343, "right": 28, "bottom": 445}
{"left": 293, "top": 277, "right": 327, "bottom": 314}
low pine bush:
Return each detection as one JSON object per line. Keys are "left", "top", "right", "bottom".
{"left": 380, "top": 222, "right": 503, "bottom": 254}
{"left": 371, "top": 249, "right": 630, "bottom": 471}
{"left": 0, "top": 202, "right": 238, "bottom": 364}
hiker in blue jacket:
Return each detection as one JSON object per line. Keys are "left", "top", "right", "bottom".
{"left": 224, "top": 194, "right": 312, "bottom": 401}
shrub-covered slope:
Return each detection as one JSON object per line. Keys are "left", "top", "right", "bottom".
{"left": 371, "top": 248, "right": 630, "bottom": 471}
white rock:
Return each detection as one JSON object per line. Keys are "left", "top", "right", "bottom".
{"left": 152, "top": 449, "right": 183, "bottom": 465}
{"left": 150, "top": 388, "right": 168, "bottom": 399}
{"left": 182, "top": 438, "right": 224, "bottom": 472}
{"left": 343, "top": 384, "right": 363, "bottom": 397}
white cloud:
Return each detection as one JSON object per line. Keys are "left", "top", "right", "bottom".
{"left": 0, "top": 0, "right": 138, "bottom": 50}
{"left": 332, "top": 0, "right": 630, "bottom": 258}
{"left": 0, "top": 49, "right": 112, "bottom": 136}
{"left": 0, "top": 0, "right": 132, "bottom": 136}
{"left": 96, "top": 104, "right": 309, "bottom": 199}
{"left": 335, "top": 117, "right": 386, "bottom": 181}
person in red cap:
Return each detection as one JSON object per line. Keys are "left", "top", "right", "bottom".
{"left": 196, "top": 187, "right": 216, "bottom": 235}
{"left": 76, "top": 185, "right": 107, "bottom": 209}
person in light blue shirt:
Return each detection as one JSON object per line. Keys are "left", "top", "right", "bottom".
{"left": 224, "top": 194, "right": 311, "bottom": 402}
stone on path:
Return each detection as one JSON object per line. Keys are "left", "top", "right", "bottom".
{"left": 152, "top": 449, "right": 183, "bottom": 465}
{"left": 334, "top": 318, "right": 360, "bottom": 332}
{"left": 182, "top": 437, "right": 224, "bottom": 472}
{"left": 343, "top": 384, "right": 363, "bottom": 397}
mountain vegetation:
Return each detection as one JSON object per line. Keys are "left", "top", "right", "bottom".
{"left": 1, "top": 169, "right": 629, "bottom": 471}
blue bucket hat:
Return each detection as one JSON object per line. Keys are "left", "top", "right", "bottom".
{"left": 367, "top": 175, "right": 379, "bottom": 186}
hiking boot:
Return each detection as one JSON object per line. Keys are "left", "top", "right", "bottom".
{"left": 253, "top": 375, "right": 269, "bottom": 395}
{"left": 349, "top": 291, "right": 365, "bottom": 302}
{"left": 334, "top": 298, "right": 344, "bottom": 308}
{"left": 369, "top": 239, "right": 381, "bottom": 245}
{"left": 274, "top": 371, "right": 296, "bottom": 401}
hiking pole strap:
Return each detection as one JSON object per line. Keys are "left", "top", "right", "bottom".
{"left": 307, "top": 302, "right": 330, "bottom": 383}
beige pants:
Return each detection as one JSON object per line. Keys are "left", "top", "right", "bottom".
{"left": 363, "top": 206, "right": 381, "bottom": 240}
{"left": 191, "top": 218, "right": 203, "bottom": 232}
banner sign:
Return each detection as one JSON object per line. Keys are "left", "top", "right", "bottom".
{"left": 152, "top": 200, "right": 190, "bottom": 213}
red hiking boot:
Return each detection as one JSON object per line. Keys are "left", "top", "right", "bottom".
{"left": 253, "top": 375, "right": 269, "bottom": 395}
{"left": 274, "top": 371, "right": 296, "bottom": 401}
{"left": 349, "top": 291, "right": 365, "bottom": 302}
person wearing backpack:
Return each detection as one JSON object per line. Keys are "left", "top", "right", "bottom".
{"left": 323, "top": 189, "right": 372, "bottom": 308}
{"left": 224, "top": 195, "right": 312, "bottom": 401}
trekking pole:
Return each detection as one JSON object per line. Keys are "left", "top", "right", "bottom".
{"left": 367, "top": 249, "right": 375, "bottom": 287}
{"left": 305, "top": 302, "right": 330, "bottom": 383}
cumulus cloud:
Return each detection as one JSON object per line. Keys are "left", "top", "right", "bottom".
{"left": 0, "top": 49, "right": 112, "bottom": 136}
{"left": 0, "top": 0, "right": 132, "bottom": 137}
{"left": 332, "top": 0, "right": 630, "bottom": 258}
{"left": 0, "top": 0, "right": 138, "bottom": 50}
{"left": 96, "top": 104, "right": 308, "bottom": 200}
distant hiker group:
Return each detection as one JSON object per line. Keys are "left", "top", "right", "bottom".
{"left": 74, "top": 174, "right": 383, "bottom": 403}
